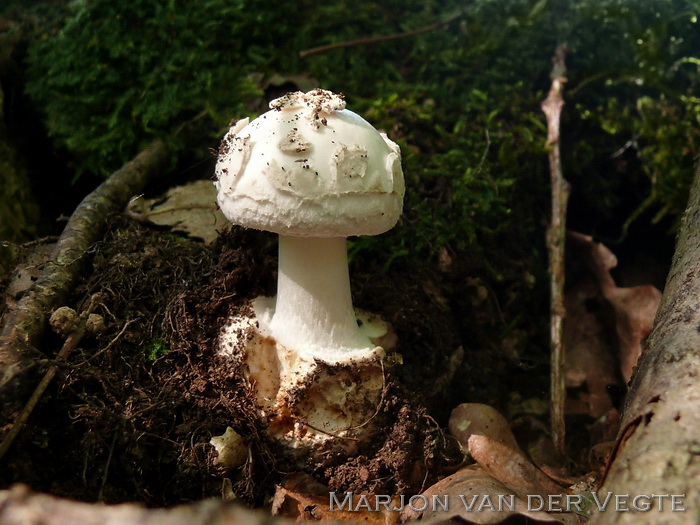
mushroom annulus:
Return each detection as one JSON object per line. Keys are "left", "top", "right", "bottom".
{"left": 214, "top": 89, "right": 404, "bottom": 458}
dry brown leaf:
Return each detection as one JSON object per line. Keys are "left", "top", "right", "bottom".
{"left": 271, "top": 473, "right": 401, "bottom": 524}
{"left": 401, "top": 466, "right": 580, "bottom": 524}
{"left": 468, "top": 434, "right": 566, "bottom": 500}
{"left": 527, "top": 434, "right": 573, "bottom": 484}
{"left": 563, "top": 280, "right": 617, "bottom": 418}
{"left": 568, "top": 231, "right": 661, "bottom": 384}
{"left": 449, "top": 403, "right": 522, "bottom": 454}
{"left": 604, "top": 284, "right": 661, "bottom": 383}
{"left": 128, "top": 180, "right": 228, "bottom": 243}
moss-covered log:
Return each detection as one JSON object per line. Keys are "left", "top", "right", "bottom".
{"left": 594, "top": 162, "right": 700, "bottom": 524}
{"left": 0, "top": 139, "right": 170, "bottom": 391}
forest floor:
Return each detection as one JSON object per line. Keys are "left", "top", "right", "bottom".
{"left": 0, "top": 179, "right": 671, "bottom": 523}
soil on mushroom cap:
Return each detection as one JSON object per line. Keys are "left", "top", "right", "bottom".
{"left": 0, "top": 216, "right": 460, "bottom": 506}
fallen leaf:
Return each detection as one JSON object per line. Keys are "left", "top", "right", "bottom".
{"left": 209, "top": 427, "right": 247, "bottom": 471}
{"left": 563, "top": 279, "right": 617, "bottom": 418}
{"left": 401, "top": 466, "right": 580, "bottom": 524}
{"left": 527, "top": 433, "right": 581, "bottom": 485}
{"left": 604, "top": 284, "right": 661, "bottom": 383}
{"left": 467, "top": 434, "right": 566, "bottom": 500}
{"left": 271, "top": 473, "right": 401, "bottom": 524}
{"left": 128, "top": 180, "right": 228, "bottom": 243}
{"left": 449, "top": 403, "right": 522, "bottom": 454}
{"left": 568, "top": 232, "right": 661, "bottom": 384}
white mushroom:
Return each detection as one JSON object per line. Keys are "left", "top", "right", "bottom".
{"left": 214, "top": 89, "right": 404, "bottom": 456}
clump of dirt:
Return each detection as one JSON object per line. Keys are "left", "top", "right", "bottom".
{"left": 1, "top": 215, "right": 462, "bottom": 507}
{"left": 321, "top": 387, "right": 449, "bottom": 495}
{"left": 0, "top": 217, "right": 273, "bottom": 504}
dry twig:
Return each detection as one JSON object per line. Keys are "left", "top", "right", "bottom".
{"left": 299, "top": 10, "right": 465, "bottom": 58}
{"left": 0, "top": 305, "right": 92, "bottom": 463}
{"left": 541, "top": 44, "right": 570, "bottom": 456}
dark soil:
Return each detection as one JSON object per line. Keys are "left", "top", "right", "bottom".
{"left": 0, "top": 215, "right": 465, "bottom": 506}
{"left": 1, "top": 202, "right": 666, "bottom": 510}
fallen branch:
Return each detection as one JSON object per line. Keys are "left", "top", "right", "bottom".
{"left": 0, "top": 140, "right": 170, "bottom": 391}
{"left": 541, "top": 44, "right": 570, "bottom": 456}
{"left": 0, "top": 485, "right": 291, "bottom": 525}
{"left": 595, "top": 163, "right": 700, "bottom": 524}
{"left": 299, "top": 10, "right": 465, "bottom": 58}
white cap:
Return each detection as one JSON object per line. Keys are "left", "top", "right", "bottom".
{"left": 214, "top": 89, "right": 404, "bottom": 237}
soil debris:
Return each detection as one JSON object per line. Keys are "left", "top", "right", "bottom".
{"left": 1, "top": 214, "right": 460, "bottom": 507}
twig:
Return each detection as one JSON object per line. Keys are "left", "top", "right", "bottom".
{"left": 0, "top": 311, "right": 90, "bottom": 463}
{"left": 0, "top": 236, "right": 60, "bottom": 251}
{"left": 98, "top": 430, "right": 118, "bottom": 501}
{"left": 70, "top": 318, "right": 138, "bottom": 366}
{"left": 541, "top": 44, "right": 570, "bottom": 457}
{"left": 299, "top": 10, "right": 466, "bottom": 58}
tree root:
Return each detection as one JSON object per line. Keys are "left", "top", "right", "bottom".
{"left": 0, "top": 139, "right": 170, "bottom": 393}
{"left": 0, "top": 484, "right": 286, "bottom": 525}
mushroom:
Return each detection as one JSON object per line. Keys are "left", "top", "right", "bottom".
{"left": 214, "top": 89, "right": 404, "bottom": 458}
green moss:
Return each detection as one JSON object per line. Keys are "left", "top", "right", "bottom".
{"left": 24, "top": 0, "right": 301, "bottom": 175}
{"left": 144, "top": 337, "right": 169, "bottom": 362}
{"left": 21, "top": 0, "right": 700, "bottom": 251}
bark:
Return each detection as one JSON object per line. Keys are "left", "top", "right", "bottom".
{"left": 0, "top": 140, "right": 170, "bottom": 391}
{"left": 0, "top": 484, "right": 287, "bottom": 525}
{"left": 593, "top": 163, "right": 700, "bottom": 524}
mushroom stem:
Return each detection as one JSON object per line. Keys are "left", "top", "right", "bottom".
{"left": 267, "top": 235, "right": 373, "bottom": 358}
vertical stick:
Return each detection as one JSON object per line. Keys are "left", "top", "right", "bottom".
{"left": 541, "top": 44, "right": 570, "bottom": 456}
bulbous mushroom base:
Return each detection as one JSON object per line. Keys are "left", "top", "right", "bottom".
{"left": 218, "top": 299, "right": 398, "bottom": 462}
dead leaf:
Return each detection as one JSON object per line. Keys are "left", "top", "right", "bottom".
{"left": 209, "top": 427, "right": 247, "bottom": 471}
{"left": 568, "top": 231, "right": 661, "bottom": 384}
{"left": 128, "top": 180, "right": 228, "bottom": 243}
{"left": 563, "top": 280, "right": 617, "bottom": 418}
{"left": 527, "top": 434, "right": 578, "bottom": 485}
{"left": 402, "top": 466, "right": 580, "bottom": 524}
{"left": 468, "top": 434, "right": 566, "bottom": 500}
{"left": 271, "top": 473, "right": 401, "bottom": 524}
{"left": 604, "top": 284, "right": 661, "bottom": 383}
{"left": 449, "top": 403, "right": 522, "bottom": 454}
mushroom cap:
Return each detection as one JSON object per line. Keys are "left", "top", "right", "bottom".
{"left": 214, "top": 89, "right": 404, "bottom": 237}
